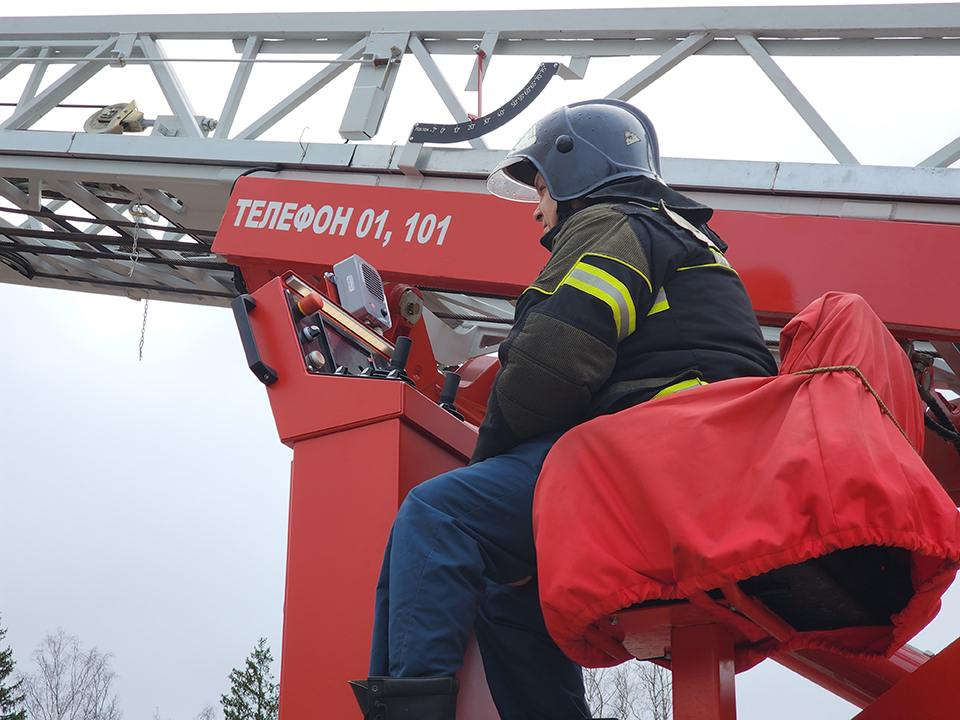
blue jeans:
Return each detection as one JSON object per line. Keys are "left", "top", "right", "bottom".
{"left": 369, "top": 436, "right": 590, "bottom": 720}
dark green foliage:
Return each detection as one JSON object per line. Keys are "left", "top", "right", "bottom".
{"left": 221, "top": 638, "right": 279, "bottom": 720}
{"left": 0, "top": 617, "right": 26, "bottom": 720}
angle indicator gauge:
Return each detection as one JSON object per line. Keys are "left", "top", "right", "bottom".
{"left": 409, "top": 62, "right": 559, "bottom": 144}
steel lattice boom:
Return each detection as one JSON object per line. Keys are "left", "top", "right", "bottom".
{"left": 0, "top": 4, "right": 958, "bottom": 306}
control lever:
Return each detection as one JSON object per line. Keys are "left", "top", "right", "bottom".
{"left": 438, "top": 371, "right": 464, "bottom": 420}
{"left": 385, "top": 336, "right": 415, "bottom": 386}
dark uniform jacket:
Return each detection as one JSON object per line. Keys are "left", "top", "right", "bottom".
{"left": 471, "top": 178, "right": 778, "bottom": 464}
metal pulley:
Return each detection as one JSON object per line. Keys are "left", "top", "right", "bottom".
{"left": 83, "top": 100, "right": 149, "bottom": 134}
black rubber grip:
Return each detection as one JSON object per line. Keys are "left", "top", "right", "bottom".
{"left": 231, "top": 294, "right": 279, "bottom": 386}
{"left": 390, "top": 336, "right": 412, "bottom": 372}
{"left": 440, "top": 371, "right": 461, "bottom": 406}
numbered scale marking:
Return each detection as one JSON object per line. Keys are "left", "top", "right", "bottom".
{"left": 409, "top": 63, "right": 559, "bottom": 144}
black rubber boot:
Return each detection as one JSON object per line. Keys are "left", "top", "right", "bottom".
{"left": 349, "top": 676, "right": 459, "bottom": 720}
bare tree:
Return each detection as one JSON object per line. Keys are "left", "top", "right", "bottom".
{"left": 194, "top": 705, "right": 216, "bottom": 720}
{"left": 151, "top": 705, "right": 214, "bottom": 720}
{"left": 583, "top": 661, "right": 672, "bottom": 720}
{"left": 583, "top": 666, "right": 612, "bottom": 718}
{"left": 638, "top": 663, "right": 671, "bottom": 720}
{"left": 20, "top": 630, "right": 121, "bottom": 720}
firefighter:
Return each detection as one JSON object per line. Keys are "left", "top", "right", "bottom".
{"left": 350, "top": 99, "right": 778, "bottom": 720}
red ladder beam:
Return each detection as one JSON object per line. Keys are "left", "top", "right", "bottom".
{"left": 850, "top": 637, "right": 960, "bottom": 720}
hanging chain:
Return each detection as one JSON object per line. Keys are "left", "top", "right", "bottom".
{"left": 128, "top": 198, "right": 149, "bottom": 361}
{"left": 139, "top": 298, "right": 149, "bottom": 362}
{"left": 128, "top": 198, "right": 142, "bottom": 277}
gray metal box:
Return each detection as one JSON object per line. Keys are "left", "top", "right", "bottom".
{"left": 332, "top": 254, "right": 392, "bottom": 331}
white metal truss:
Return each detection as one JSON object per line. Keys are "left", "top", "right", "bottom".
{"left": 0, "top": 4, "right": 958, "bottom": 308}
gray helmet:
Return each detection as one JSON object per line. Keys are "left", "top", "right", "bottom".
{"left": 487, "top": 99, "right": 662, "bottom": 203}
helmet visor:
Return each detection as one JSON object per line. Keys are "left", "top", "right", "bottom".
{"left": 486, "top": 122, "right": 543, "bottom": 202}
{"left": 487, "top": 156, "right": 539, "bottom": 202}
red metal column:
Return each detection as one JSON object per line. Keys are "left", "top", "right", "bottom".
{"left": 671, "top": 624, "right": 738, "bottom": 720}
{"left": 243, "top": 278, "right": 498, "bottom": 720}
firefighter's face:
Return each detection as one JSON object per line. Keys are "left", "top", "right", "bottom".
{"left": 533, "top": 173, "right": 559, "bottom": 232}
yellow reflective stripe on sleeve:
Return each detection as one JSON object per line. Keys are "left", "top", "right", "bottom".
{"left": 563, "top": 273, "right": 623, "bottom": 338}
{"left": 647, "top": 287, "right": 669, "bottom": 316}
{"left": 573, "top": 262, "right": 637, "bottom": 337}
{"left": 652, "top": 377, "right": 708, "bottom": 399}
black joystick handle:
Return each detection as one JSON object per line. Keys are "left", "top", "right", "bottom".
{"left": 440, "top": 371, "right": 461, "bottom": 406}
{"left": 439, "top": 371, "right": 464, "bottom": 420}
{"left": 390, "top": 336, "right": 412, "bottom": 372}
{"left": 385, "top": 336, "right": 416, "bottom": 386}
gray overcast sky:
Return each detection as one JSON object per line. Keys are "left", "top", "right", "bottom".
{"left": 1, "top": 1, "right": 959, "bottom": 719}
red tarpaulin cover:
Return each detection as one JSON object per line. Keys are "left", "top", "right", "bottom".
{"left": 533, "top": 292, "right": 960, "bottom": 670}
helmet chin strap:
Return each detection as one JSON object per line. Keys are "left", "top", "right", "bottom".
{"left": 556, "top": 199, "right": 577, "bottom": 223}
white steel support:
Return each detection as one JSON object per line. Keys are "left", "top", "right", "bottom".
{"left": 18, "top": 48, "right": 51, "bottom": 107}
{"left": 26, "top": 178, "right": 41, "bottom": 212}
{"left": 1, "top": 5, "right": 955, "bottom": 38}
{"left": 0, "top": 181, "right": 131, "bottom": 282}
{"left": 234, "top": 38, "right": 367, "bottom": 141}
{"left": 44, "top": 179, "right": 211, "bottom": 291}
{"left": 464, "top": 31, "right": 498, "bottom": 92}
{"left": 558, "top": 57, "right": 590, "bottom": 81}
{"left": 340, "top": 31, "right": 410, "bottom": 141}
{"left": 135, "top": 188, "right": 185, "bottom": 221}
{"left": 0, "top": 38, "right": 115, "bottom": 130}
{"left": 0, "top": 47, "right": 33, "bottom": 82}
{"left": 736, "top": 33, "right": 859, "bottom": 165}
{"left": 408, "top": 34, "right": 488, "bottom": 150}
{"left": 607, "top": 32, "right": 714, "bottom": 101}
{"left": 920, "top": 136, "right": 960, "bottom": 169}
{"left": 0, "top": 216, "right": 98, "bottom": 279}
{"left": 0, "top": 5, "right": 956, "bottom": 303}
{"left": 138, "top": 35, "right": 203, "bottom": 139}
{"left": 215, "top": 35, "right": 261, "bottom": 139}
{"left": 111, "top": 33, "right": 137, "bottom": 67}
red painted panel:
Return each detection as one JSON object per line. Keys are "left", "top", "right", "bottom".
{"left": 713, "top": 212, "right": 960, "bottom": 340}
{"left": 852, "top": 637, "right": 960, "bottom": 720}
{"left": 214, "top": 177, "right": 546, "bottom": 297}
{"left": 214, "top": 178, "right": 960, "bottom": 340}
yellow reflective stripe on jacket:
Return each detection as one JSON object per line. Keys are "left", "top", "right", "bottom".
{"left": 647, "top": 287, "right": 669, "bottom": 316}
{"left": 652, "top": 377, "right": 708, "bottom": 399}
{"left": 583, "top": 252, "right": 653, "bottom": 294}
{"left": 563, "top": 274, "right": 622, "bottom": 338}
{"left": 676, "top": 261, "right": 739, "bottom": 278}
{"left": 562, "top": 262, "right": 637, "bottom": 340}
{"left": 524, "top": 252, "right": 653, "bottom": 297}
